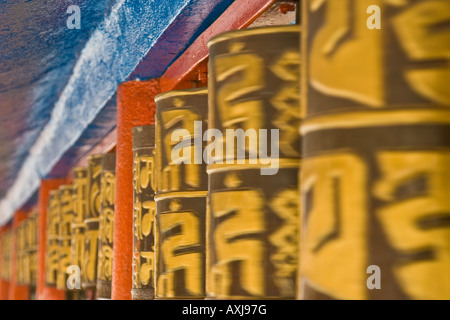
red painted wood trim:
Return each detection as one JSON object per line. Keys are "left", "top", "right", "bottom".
{"left": 0, "top": 226, "right": 10, "bottom": 300}
{"left": 160, "top": 0, "right": 276, "bottom": 92}
{"left": 37, "top": 178, "right": 68, "bottom": 300}
{"left": 112, "top": 79, "right": 159, "bottom": 300}
{"left": 9, "top": 210, "right": 30, "bottom": 300}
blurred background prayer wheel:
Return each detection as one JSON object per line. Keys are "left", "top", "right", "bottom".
{"left": 57, "top": 185, "right": 73, "bottom": 293}
{"left": 96, "top": 153, "right": 116, "bottom": 300}
{"left": 207, "top": 25, "right": 301, "bottom": 299}
{"left": 82, "top": 155, "right": 102, "bottom": 296}
{"left": 155, "top": 88, "right": 208, "bottom": 299}
{"left": 45, "top": 190, "right": 60, "bottom": 288}
{"left": 300, "top": 0, "right": 450, "bottom": 300}
{"left": 132, "top": 126, "right": 156, "bottom": 300}
{"left": 71, "top": 167, "right": 88, "bottom": 299}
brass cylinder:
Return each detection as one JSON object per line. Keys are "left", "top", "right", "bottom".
{"left": 16, "top": 219, "right": 28, "bottom": 286}
{"left": 28, "top": 211, "right": 38, "bottom": 297}
{"left": 56, "top": 185, "right": 73, "bottom": 291}
{"left": 132, "top": 126, "right": 156, "bottom": 300}
{"left": 70, "top": 167, "right": 88, "bottom": 298}
{"left": 300, "top": 0, "right": 450, "bottom": 300}
{"left": 97, "top": 153, "right": 116, "bottom": 299}
{"left": 82, "top": 155, "right": 102, "bottom": 293}
{"left": 45, "top": 190, "right": 60, "bottom": 287}
{"left": 155, "top": 88, "right": 208, "bottom": 299}
{"left": 207, "top": 25, "right": 301, "bottom": 299}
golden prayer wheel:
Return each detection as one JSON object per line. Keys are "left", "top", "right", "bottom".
{"left": 1, "top": 229, "right": 12, "bottom": 282}
{"left": 56, "top": 185, "right": 73, "bottom": 291}
{"left": 71, "top": 167, "right": 88, "bottom": 298}
{"left": 97, "top": 153, "right": 116, "bottom": 299}
{"left": 28, "top": 212, "right": 38, "bottom": 297}
{"left": 82, "top": 155, "right": 102, "bottom": 293}
{"left": 16, "top": 219, "right": 28, "bottom": 286}
{"left": 300, "top": 0, "right": 450, "bottom": 300}
{"left": 207, "top": 25, "right": 301, "bottom": 299}
{"left": 132, "top": 126, "right": 156, "bottom": 300}
{"left": 155, "top": 88, "right": 208, "bottom": 299}
{"left": 45, "top": 190, "right": 60, "bottom": 287}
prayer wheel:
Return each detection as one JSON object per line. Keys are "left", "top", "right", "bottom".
{"left": 82, "top": 155, "right": 102, "bottom": 294}
{"left": 1, "top": 229, "right": 12, "bottom": 286}
{"left": 300, "top": 0, "right": 450, "bottom": 300}
{"left": 207, "top": 25, "right": 301, "bottom": 299}
{"left": 28, "top": 212, "right": 38, "bottom": 297}
{"left": 57, "top": 185, "right": 73, "bottom": 291}
{"left": 132, "top": 126, "right": 156, "bottom": 300}
{"left": 155, "top": 88, "right": 208, "bottom": 299}
{"left": 16, "top": 219, "right": 28, "bottom": 286}
{"left": 45, "top": 191, "right": 60, "bottom": 288}
{"left": 71, "top": 167, "right": 88, "bottom": 298}
{"left": 97, "top": 153, "right": 116, "bottom": 299}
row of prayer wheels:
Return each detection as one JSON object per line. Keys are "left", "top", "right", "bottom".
{"left": 1, "top": 1, "right": 449, "bottom": 299}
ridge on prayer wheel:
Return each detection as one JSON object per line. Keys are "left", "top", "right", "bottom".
{"left": 132, "top": 126, "right": 156, "bottom": 300}
{"left": 155, "top": 88, "right": 208, "bottom": 300}
{"left": 300, "top": 0, "right": 450, "bottom": 300}
{"left": 207, "top": 25, "right": 301, "bottom": 300}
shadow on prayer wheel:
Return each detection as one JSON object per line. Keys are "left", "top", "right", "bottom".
{"left": 206, "top": 25, "right": 301, "bottom": 299}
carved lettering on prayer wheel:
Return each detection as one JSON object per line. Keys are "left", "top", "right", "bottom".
{"left": 82, "top": 155, "right": 102, "bottom": 291}
{"left": 207, "top": 25, "right": 301, "bottom": 299}
{"left": 300, "top": 0, "right": 450, "bottom": 300}
{"left": 155, "top": 88, "right": 208, "bottom": 299}
{"left": 132, "top": 126, "right": 156, "bottom": 300}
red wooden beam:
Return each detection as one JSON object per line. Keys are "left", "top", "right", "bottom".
{"left": 160, "top": 0, "right": 276, "bottom": 92}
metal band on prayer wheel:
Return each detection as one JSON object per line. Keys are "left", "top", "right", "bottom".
{"left": 1, "top": 230, "right": 12, "bottom": 282}
{"left": 132, "top": 126, "right": 156, "bottom": 300}
{"left": 207, "top": 25, "right": 301, "bottom": 299}
{"left": 82, "top": 154, "right": 102, "bottom": 292}
{"left": 300, "top": 0, "right": 450, "bottom": 300}
{"left": 97, "top": 153, "right": 116, "bottom": 299}
{"left": 71, "top": 167, "right": 88, "bottom": 297}
{"left": 155, "top": 88, "right": 208, "bottom": 299}
{"left": 57, "top": 185, "right": 73, "bottom": 290}
{"left": 45, "top": 190, "right": 60, "bottom": 287}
